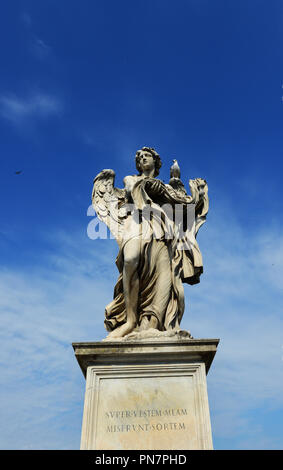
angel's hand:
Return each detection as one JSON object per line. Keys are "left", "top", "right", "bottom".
{"left": 146, "top": 179, "right": 164, "bottom": 195}
{"left": 195, "top": 178, "right": 206, "bottom": 188}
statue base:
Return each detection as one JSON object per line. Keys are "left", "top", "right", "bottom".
{"left": 73, "top": 337, "right": 219, "bottom": 450}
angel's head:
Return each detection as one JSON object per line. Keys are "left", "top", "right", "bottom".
{"left": 135, "top": 147, "right": 162, "bottom": 177}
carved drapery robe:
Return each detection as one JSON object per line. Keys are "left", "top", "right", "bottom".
{"left": 101, "top": 175, "right": 208, "bottom": 332}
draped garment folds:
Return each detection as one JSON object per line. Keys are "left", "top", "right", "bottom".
{"left": 104, "top": 175, "right": 208, "bottom": 332}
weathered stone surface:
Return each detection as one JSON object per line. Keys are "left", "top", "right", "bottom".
{"left": 73, "top": 338, "right": 219, "bottom": 450}
{"left": 91, "top": 147, "right": 209, "bottom": 340}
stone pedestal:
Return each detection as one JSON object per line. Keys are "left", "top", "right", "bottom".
{"left": 73, "top": 338, "right": 219, "bottom": 450}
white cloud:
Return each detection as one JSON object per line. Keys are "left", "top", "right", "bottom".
{"left": 179, "top": 211, "right": 283, "bottom": 448}
{"left": 20, "top": 11, "right": 51, "bottom": 60}
{"left": 0, "top": 92, "right": 62, "bottom": 125}
{"left": 0, "top": 210, "right": 283, "bottom": 449}
{"left": 0, "top": 231, "right": 118, "bottom": 449}
{"left": 30, "top": 37, "right": 51, "bottom": 60}
{"left": 20, "top": 12, "right": 32, "bottom": 29}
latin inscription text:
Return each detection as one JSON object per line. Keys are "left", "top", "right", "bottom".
{"left": 105, "top": 408, "right": 188, "bottom": 433}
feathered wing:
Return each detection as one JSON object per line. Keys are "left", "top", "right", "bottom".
{"left": 91, "top": 169, "right": 127, "bottom": 245}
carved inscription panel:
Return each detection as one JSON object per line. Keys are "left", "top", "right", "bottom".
{"left": 94, "top": 375, "right": 198, "bottom": 450}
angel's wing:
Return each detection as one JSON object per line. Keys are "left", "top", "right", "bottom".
{"left": 91, "top": 169, "right": 127, "bottom": 245}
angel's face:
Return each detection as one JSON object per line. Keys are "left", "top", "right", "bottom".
{"left": 139, "top": 151, "right": 155, "bottom": 174}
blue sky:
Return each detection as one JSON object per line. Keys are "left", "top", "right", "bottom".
{"left": 0, "top": 0, "right": 283, "bottom": 450}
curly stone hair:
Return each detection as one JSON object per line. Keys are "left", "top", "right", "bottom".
{"left": 135, "top": 147, "right": 162, "bottom": 177}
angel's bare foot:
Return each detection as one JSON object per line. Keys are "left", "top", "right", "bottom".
{"left": 105, "top": 320, "right": 136, "bottom": 340}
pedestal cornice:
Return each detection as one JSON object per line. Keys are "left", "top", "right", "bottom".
{"left": 72, "top": 338, "right": 219, "bottom": 378}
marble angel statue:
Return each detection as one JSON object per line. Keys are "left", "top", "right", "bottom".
{"left": 91, "top": 147, "right": 208, "bottom": 340}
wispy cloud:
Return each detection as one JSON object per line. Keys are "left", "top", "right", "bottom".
{"left": 0, "top": 232, "right": 116, "bottom": 449}
{"left": 30, "top": 36, "right": 51, "bottom": 60}
{"left": 0, "top": 208, "right": 282, "bottom": 449}
{"left": 20, "top": 12, "right": 32, "bottom": 29}
{"left": 180, "top": 210, "right": 283, "bottom": 448}
{"left": 0, "top": 92, "right": 63, "bottom": 125}
{"left": 20, "top": 11, "right": 51, "bottom": 60}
